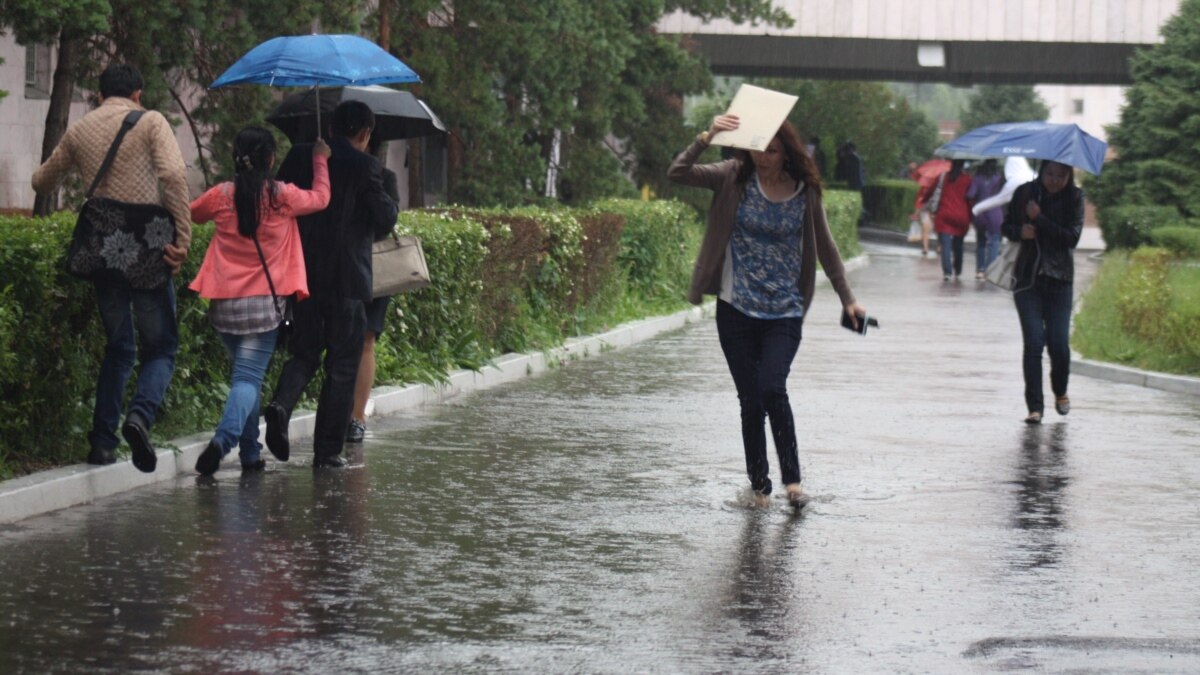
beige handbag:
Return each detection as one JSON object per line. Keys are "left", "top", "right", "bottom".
{"left": 372, "top": 233, "right": 430, "bottom": 297}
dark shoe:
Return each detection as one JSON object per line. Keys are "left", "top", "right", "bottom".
{"left": 195, "top": 440, "right": 222, "bottom": 476}
{"left": 121, "top": 414, "right": 157, "bottom": 473}
{"left": 264, "top": 402, "right": 290, "bottom": 462}
{"left": 1024, "top": 411, "right": 1043, "bottom": 425}
{"left": 1055, "top": 396, "right": 1071, "bottom": 416}
{"left": 86, "top": 446, "right": 116, "bottom": 466}
{"left": 313, "top": 454, "right": 347, "bottom": 469}
{"left": 241, "top": 459, "right": 267, "bottom": 472}
{"left": 346, "top": 419, "right": 366, "bottom": 443}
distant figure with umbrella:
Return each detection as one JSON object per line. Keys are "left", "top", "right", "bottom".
{"left": 932, "top": 159, "right": 973, "bottom": 281}
{"left": 966, "top": 159, "right": 1004, "bottom": 279}
{"left": 1001, "top": 161, "right": 1083, "bottom": 425}
{"left": 262, "top": 101, "right": 399, "bottom": 467}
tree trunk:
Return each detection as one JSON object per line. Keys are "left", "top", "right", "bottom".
{"left": 33, "top": 30, "right": 80, "bottom": 216}
{"left": 377, "top": 0, "right": 392, "bottom": 51}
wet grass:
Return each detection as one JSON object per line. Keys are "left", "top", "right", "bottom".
{"left": 1073, "top": 251, "right": 1200, "bottom": 376}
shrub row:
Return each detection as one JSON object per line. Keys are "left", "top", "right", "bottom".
{"left": 861, "top": 179, "right": 920, "bottom": 231}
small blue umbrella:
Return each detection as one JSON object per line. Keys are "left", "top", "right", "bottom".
{"left": 934, "top": 121, "right": 1108, "bottom": 175}
{"left": 211, "top": 34, "right": 420, "bottom": 137}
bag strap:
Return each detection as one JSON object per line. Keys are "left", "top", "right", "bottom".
{"left": 85, "top": 110, "right": 145, "bottom": 199}
{"left": 251, "top": 234, "right": 287, "bottom": 324}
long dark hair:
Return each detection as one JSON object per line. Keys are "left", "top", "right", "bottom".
{"left": 734, "top": 120, "right": 823, "bottom": 196}
{"left": 232, "top": 126, "right": 280, "bottom": 239}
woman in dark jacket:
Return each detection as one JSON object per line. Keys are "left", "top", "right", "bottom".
{"left": 667, "top": 114, "right": 867, "bottom": 509}
{"left": 1000, "top": 161, "right": 1084, "bottom": 424}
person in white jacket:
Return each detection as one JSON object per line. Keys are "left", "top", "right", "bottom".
{"left": 972, "top": 157, "right": 1036, "bottom": 218}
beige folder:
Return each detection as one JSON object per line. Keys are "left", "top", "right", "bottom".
{"left": 708, "top": 84, "right": 799, "bottom": 151}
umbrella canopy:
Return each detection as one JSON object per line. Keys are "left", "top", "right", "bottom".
{"left": 934, "top": 121, "right": 1108, "bottom": 175}
{"left": 266, "top": 86, "right": 445, "bottom": 143}
{"left": 911, "top": 158, "right": 951, "bottom": 189}
{"left": 210, "top": 34, "right": 420, "bottom": 88}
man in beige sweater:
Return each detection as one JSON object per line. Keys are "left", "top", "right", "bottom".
{"left": 32, "top": 64, "right": 192, "bottom": 473}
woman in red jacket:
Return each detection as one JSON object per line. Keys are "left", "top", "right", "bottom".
{"left": 188, "top": 127, "right": 330, "bottom": 475}
{"left": 933, "top": 160, "right": 973, "bottom": 281}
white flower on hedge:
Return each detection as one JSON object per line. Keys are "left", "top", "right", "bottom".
{"left": 143, "top": 216, "right": 174, "bottom": 250}
{"left": 101, "top": 230, "right": 140, "bottom": 271}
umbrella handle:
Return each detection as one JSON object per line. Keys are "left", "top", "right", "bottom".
{"left": 314, "top": 86, "right": 321, "bottom": 141}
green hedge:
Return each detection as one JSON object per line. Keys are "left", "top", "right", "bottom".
{"left": 1149, "top": 225, "right": 1200, "bottom": 259}
{"left": 861, "top": 179, "right": 919, "bottom": 230}
{"left": 823, "top": 189, "right": 863, "bottom": 260}
{"left": 1098, "top": 204, "right": 1188, "bottom": 250}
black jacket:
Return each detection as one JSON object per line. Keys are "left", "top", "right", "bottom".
{"left": 1001, "top": 180, "right": 1084, "bottom": 284}
{"left": 277, "top": 137, "right": 399, "bottom": 303}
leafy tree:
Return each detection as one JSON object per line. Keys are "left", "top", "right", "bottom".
{"left": 1089, "top": 0, "right": 1200, "bottom": 218}
{"left": 0, "top": 0, "right": 110, "bottom": 214}
{"left": 384, "top": 0, "right": 791, "bottom": 206}
{"left": 895, "top": 105, "right": 940, "bottom": 169}
{"left": 960, "top": 85, "right": 1050, "bottom": 131}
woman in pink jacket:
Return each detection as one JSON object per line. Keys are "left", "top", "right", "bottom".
{"left": 189, "top": 127, "right": 331, "bottom": 475}
{"left": 932, "top": 160, "right": 973, "bottom": 281}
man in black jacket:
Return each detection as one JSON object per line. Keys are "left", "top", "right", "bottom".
{"left": 264, "top": 101, "right": 399, "bottom": 468}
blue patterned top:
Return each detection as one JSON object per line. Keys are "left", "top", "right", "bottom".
{"left": 729, "top": 177, "right": 806, "bottom": 318}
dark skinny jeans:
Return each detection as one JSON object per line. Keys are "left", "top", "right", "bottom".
{"left": 1013, "top": 275, "right": 1073, "bottom": 414}
{"left": 716, "top": 300, "right": 804, "bottom": 495}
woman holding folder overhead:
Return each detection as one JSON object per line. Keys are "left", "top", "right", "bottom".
{"left": 667, "top": 113, "right": 867, "bottom": 510}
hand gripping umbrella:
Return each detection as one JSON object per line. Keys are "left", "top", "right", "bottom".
{"left": 934, "top": 121, "right": 1108, "bottom": 175}
{"left": 210, "top": 34, "right": 421, "bottom": 137}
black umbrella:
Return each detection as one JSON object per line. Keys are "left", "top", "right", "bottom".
{"left": 266, "top": 85, "right": 446, "bottom": 143}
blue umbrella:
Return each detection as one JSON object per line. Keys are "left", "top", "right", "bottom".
{"left": 934, "top": 121, "right": 1108, "bottom": 175}
{"left": 210, "top": 34, "right": 420, "bottom": 136}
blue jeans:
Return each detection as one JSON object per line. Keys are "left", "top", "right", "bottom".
{"left": 978, "top": 228, "right": 1002, "bottom": 273}
{"left": 938, "top": 232, "right": 964, "bottom": 278}
{"left": 215, "top": 329, "right": 278, "bottom": 464}
{"left": 715, "top": 300, "right": 804, "bottom": 495}
{"left": 1014, "top": 276, "right": 1073, "bottom": 414}
{"left": 90, "top": 281, "right": 179, "bottom": 451}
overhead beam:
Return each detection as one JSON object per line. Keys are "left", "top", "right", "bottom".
{"left": 681, "top": 35, "right": 1149, "bottom": 85}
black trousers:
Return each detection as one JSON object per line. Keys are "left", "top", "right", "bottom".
{"left": 270, "top": 295, "right": 366, "bottom": 458}
{"left": 715, "top": 300, "right": 804, "bottom": 495}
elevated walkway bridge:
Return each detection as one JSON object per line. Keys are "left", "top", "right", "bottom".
{"left": 658, "top": 0, "right": 1181, "bottom": 85}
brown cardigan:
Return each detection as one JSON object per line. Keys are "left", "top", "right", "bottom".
{"left": 667, "top": 138, "right": 857, "bottom": 310}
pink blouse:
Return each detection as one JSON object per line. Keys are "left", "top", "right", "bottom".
{"left": 189, "top": 155, "right": 329, "bottom": 301}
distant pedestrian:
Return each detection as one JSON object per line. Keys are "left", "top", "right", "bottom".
{"left": 667, "top": 114, "right": 867, "bottom": 509}
{"left": 188, "top": 128, "right": 331, "bottom": 475}
{"left": 932, "top": 160, "right": 973, "bottom": 281}
{"left": 31, "top": 63, "right": 192, "bottom": 472}
{"left": 1001, "top": 161, "right": 1083, "bottom": 425}
{"left": 966, "top": 159, "right": 1004, "bottom": 278}
{"left": 808, "top": 135, "right": 827, "bottom": 178}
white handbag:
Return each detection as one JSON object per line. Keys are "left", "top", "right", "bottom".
{"left": 984, "top": 240, "right": 1021, "bottom": 290}
{"left": 372, "top": 233, "right": 430, "bottom": 297}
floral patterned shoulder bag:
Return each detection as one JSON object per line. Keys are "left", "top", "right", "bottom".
{"left": 65, "top": 110, "right": 177, "bottom": 289}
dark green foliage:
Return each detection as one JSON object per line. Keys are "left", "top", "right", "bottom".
{"left": 862, "top": 180, "right": 920, "bottom": 230}
{"left": 960, "top": 85, "right": 1050, "bottom": 130}
{"left": 1089, "top": 0, "right": 1200, "bottom": 218}
{"left": 1098, "top": 204, "right": 1187, "bottom": 250}
{"left": 1149, "top": 225, "right": 1200, "bottom": 258}
{"left": 822, "top": 190, "right": 863, "bottom": 260}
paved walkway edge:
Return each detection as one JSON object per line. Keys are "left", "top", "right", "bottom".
{"left": 1072, "top": 354, "right": 1200, "bottom": 396}
{"left": 0, "top": 256, "right": 873, "bottom": 526}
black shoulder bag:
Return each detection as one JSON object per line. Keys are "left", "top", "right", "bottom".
{"left": 65, "top": 110, "right": 177, "bottom": 289}
{"left": 252, "top": 234, "right": 294, "bottom": 351}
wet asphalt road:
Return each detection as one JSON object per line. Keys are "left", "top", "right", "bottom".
{"left": 1, "top": 243, "right": 1198, "bottom": 673}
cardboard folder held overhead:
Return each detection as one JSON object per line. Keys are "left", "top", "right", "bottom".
{"left": 708, "top": 84, "right": 799, "bottom": 152}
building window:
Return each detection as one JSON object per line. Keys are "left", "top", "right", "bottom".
{"left": 1072, "top": 99, "right": 1084, "bottom": 115}
{"left": 24, "top": 43, "right": 52, "bottom": 97}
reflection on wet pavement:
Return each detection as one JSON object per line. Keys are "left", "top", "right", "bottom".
{"left": 1, "top": 246, "right": 1198, "bottom": 672}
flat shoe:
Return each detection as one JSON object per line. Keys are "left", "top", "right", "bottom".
{"left": 121, "top": 415, "right": 157, "bottom": 473}
{"left": 195, "top": 440, "right": 222, "bottom": 476}
{"left": 1024, "top": 411, "right": 1042, "bottom": 424}
{"left": 787, "top": 489, "right": 810, "bottom": 510}
{"left": 313, "top": 454, "right": 347, "bottom": 469}
{"left": 1055, "top": 397, "right": 1071, "bottom": 416}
